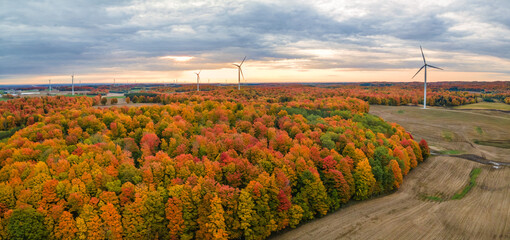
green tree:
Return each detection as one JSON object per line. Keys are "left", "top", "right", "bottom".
{"left": 144, "top": 189, "right": 167, "bottom": 239}
{"left": 7, "top": 207, "right": 49, "bottom": 240}
{"left": 294, "top": 170, "right": 329, "bottom": 220}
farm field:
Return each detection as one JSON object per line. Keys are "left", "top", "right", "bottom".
{"left": 454, "top": 102, "right": 510, "bottom": 111}
{"left": 273, "top": 105, "right": 510, "bottom": 239}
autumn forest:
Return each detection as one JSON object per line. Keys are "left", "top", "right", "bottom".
{"left": 3, "top": 82, "right": 507, "bottom": 239}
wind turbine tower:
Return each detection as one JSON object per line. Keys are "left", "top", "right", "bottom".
{"left": 195, "top": 70, "right": 201, "bottom": 91}
{"left": 233, "top": 56, "right": 246, "bottom": 90}
{"left": 49, "top": 79, "right": 52, "bottom": 92}
{"left": 412, "top": 46, "right": 443, "bottom": 109}
{"left": 71, "top": 73, "right": 75, "bottom": 96}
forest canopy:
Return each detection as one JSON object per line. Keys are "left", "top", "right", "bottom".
{"left": 0, "top": 87, "right": 429, "bottom": 240}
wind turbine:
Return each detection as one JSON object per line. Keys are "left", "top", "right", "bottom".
{"left": 233, "top": 56, "right": 246, "bottom": 90}
{"left": 412, "top": 46, "right": 443, "bottom": 109}
{"left": 49, "top": 79, "right": 52, "bottom": 92}
{"left": 194, "top": 70, "right": 201, "bottom": 91}
{"left": 71, "top": 73, "right": 75, "bottom": 95}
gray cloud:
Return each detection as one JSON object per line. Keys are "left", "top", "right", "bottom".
{"left": 1, "top": 0, "right": 510, "bottom": 79}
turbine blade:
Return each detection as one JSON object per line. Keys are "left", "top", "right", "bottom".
{"left": 233, "top": 64, "right": 239, "bottom": 67}
{"left": 427, "top": 64, "right": 443, "bottom": 70}
{"left": 240, "top": 68, "right": 245, "bottom": 81}
{"left": 240, "top": 56, "right": 246, "bottom": 66}
{"left": 412, "top": 65, "right": 425, "bottom": 79}
{"left": 420, "top": 46, "right": 426, "bottom": 64}
{"left": 198, "top": 70, "right": 201, "bottom": 74}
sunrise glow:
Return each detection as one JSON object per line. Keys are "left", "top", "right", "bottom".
{"left": 160, "top": 56, "right": 194, "bottom": 62}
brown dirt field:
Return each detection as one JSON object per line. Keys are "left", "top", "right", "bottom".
{"left": 272, "top": 105, "right": 510, "bottom": 240}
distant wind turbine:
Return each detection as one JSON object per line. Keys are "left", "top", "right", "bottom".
{"left": 195, "top": 70, "right": 201, "bottom": 91}
{"left": 412, "top": 46, "right": 443, "bottom": 109}
{"left": 71, "top": 73, "right": 75, "bottom": 95}
{"left": 233, "top": 56, "right": 246, "bottom": 90}
{"left": 49, "top": 79, "right": 52, "bottom": 92}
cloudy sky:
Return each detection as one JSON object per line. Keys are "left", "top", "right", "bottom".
{"left": 1, "top": 0, "right": 510, "bottom": 84}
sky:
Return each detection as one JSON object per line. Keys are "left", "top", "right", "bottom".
{"left": 1, "top": 0, "right": 510, "bottom": 84}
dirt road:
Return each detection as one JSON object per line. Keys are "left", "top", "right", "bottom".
{"left": 272, "top": 105, "right": 510, "bottom": 239}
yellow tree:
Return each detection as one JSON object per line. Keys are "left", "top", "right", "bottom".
{"left": 79, "top": 204, "right": 105, "bottom": 240}
{"left": 208, "top": 195, "right": 228, "bottom": 239}
{"left": 75, "top": 217, "right": 87, "bottom": 240}
{"left": 353, "top": 158, "right": 376, "bottom": 200}
{"left": 237, "top": 189, "right": 256, "bottom": 239}
{"left": 342, "top": 143, "right": 366, "bottom": 166}
{"left": 122, "top": 197, "right": 149, "bottom": 239}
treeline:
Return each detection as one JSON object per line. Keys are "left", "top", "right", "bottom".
{"left": 131, "top": 83, "right": 510, "bottom": 107}
{"left": 0, "top": 96, "right": 94, "bottom": 131}
{"left": 0, "top": 91, "right": 428, "bottom": 239}
{"left": 124, "top": 93, "right": 161, "bottom": 104}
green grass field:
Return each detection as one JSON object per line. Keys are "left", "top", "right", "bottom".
{"left": 0, "top": 98, "right": 9, "bottom": 101}
{"left": 439, "top": 149, "right": 463, "bottom": 155}
{"left": 473, "top": 139, "right": 510, "bottom": 149}
{"left": 455, "top": 102, "right": 510, "bottom": 111}
{"left": 441, "top": 130, "right": 454, "bottom": 141}
{"left": 475, "top": 126, "right": 483, "bottom": 135}
{"left": 106, "top": 96, "right": 126, "bottom": 99}
{"left": 421, "top": 195, "right": 444, "bottom": 202}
